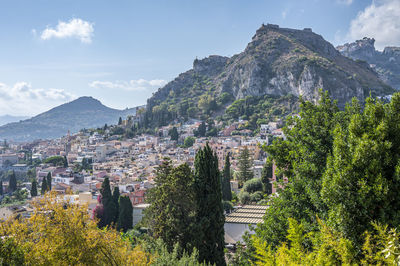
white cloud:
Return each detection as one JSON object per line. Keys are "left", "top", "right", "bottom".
{"left": 0, "top": 82, "right": 75, "bottom": 116}
{"left": 347, "top": 0, "right": 400, "bottom": 50}
{"left": 336, "top": 0, "right": 353, "bottom": 5}
{"left": 40, "top": 18, "right": 94, "bottom": 43}
{"left": 89, "top": 79, "right": 167, "bottom": 91}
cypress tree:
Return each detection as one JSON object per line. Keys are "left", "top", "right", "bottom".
{"left": 46, "top": 172, "right": 52, "bottom": 191}
{"left": 41, "top": 178, "right": 48, "bottom": 195}
{"left": 112, "top": 186, "right": 120, "bottom": 223}
{"left": 118, "top": 117, "right": 123, "bottom": 125}
{"left": 222, "top": 154, "right": 232, "bottom": 201}
{"left": 194, "top": 143, "right": 226, "bottom": 265}
{"left": 99, "top": 177, "right": 117, "bottom": 227}
{"left": 117, "top": 196, "right": 133, "bottom": 233}
{"left": 9, "top": 171, "right": 17, "bottom": 192}
{"left": 31, "top": 179, "right": 38, "bottom": 197}
{"left": 238, "top": 146, "right": 254, "bottom": 186}
{"left": 63, "top": 156, "right": 68, "bottom": 168}
{"left": 261, "top": 160, "right": 273, "bottom": 195}
{"left": 0, "top": 180, "right": 3, "bottom": 195}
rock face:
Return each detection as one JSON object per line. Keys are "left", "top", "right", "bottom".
{"left": 0, "top": 97, "right": 138, "bottom": 142}
{"left": 146, "top": 24, "right": 392, "bottom": 125}
{"left": 337, "top": 38, "right": 400, "bottom": 90}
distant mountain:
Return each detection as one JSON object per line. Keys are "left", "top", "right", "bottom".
{"left": 0, "top": 96, "right": 139, "bottom": 142}
{"left": 143, "top": 24, "right": 393, "bottom": 128}
{"left": 0, "top": 115, "right": 30, "bottom": 126}
{"left": 337, "top": 37, "right": 400, "bottom": 90}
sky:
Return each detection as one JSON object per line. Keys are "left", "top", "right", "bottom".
{"left": 0, "top": 0, "right": 399, "bottom": 116}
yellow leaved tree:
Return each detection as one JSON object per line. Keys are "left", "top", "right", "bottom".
{"left": 0, "top": 193, "right": 153, "bottom": 265}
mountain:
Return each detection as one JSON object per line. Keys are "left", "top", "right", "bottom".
{"left": 337, "top": 37, "right": 400, "bottom": 90}
{"left": 0, "top": 115, "right": 30, "bottom": 126}
{"left": 0, "top": 97, "right": 138, "bottom": 142}
{"left": 143, "top": 24, "right": 393, "bottom": 128}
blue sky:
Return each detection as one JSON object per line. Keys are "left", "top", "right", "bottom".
{"left": 0, "top": 0, "right": 399, "bottom": 116}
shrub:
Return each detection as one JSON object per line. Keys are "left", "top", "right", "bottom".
{"left": 243, "top": 178, "right": 263, "bottom": 193}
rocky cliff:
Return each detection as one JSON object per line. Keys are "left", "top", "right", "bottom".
{"left": 337, "top": 38, "right": 400, "bottom": 90}
{"left": 144, "top": 24, "right": 393, "bottom": 128}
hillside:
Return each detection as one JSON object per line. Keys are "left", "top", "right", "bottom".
{"left": 143, "top": 24, "right": 393, "bottom": 128}
{"left": 0, "top": 97, "right": 138, "bottom": 142}
{"left": 0, "top": 115, "right": 30, "bottom": 126}
{"left": 337, "top": 37, "right": 400, "bottom": 90}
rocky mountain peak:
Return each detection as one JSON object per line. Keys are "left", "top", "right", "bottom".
{"left": 337, "top": 37, "right": 377, "bottom": 59}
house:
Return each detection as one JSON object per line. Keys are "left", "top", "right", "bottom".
{"left": 224, "top": 205, "right": 268, "bottom": 244}
{"left": 132, "top": 203, "right": 150, "bottom": 227}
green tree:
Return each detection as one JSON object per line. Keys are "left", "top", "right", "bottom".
{"left": 46, "top": 172, "right": 52, "bottom": 191}
{"left": 184, "top": 136, "right": 195, "bottom": 148}
{"left": 321, "top": 95, "right": 400, "bottom": 246}
{"left": 169, "top": 127, "right": 179, "bottom": 141}
{"left": 194, "top": 122, "right": 206, "bottom": 137}
{"left": 117, "top": 196, "right": 133, "bottom": 233}
{"left": 146, "top": 159, "right": 197, "bottom": 253}
{"left": 112, "top": 186, "right": 120, "bottom": 223}
{"left": 261, "top": 160, "right": 273, "bottom": 195}
{"left": 118, "top": 117, "right": 123, "bottom": 125}
{"left": 99, "top": 177, "right": 117, "bottom": 228}
{"left": 254, "top": 91, "right": 342, "bottom": 249}
{"left": 238, "top": 146, "right": 254, "bottom": 185}
{"left": 221, "top": 154, "right": 232, "bottom": 201}
{"left": 9, "top": 171, "right": 17, "bottom": 192}
{"left": 0, "top": 180, "right": 3, "bottom": 196}
{"left": 194, "top": 143, "right": 225, "bottom": 265}
{"left": 63, "top": 156, "right": 68, "bottom": 168}
{"left": 41, "top": 178, "right": 48, "bottom": 195}
{"left": 31, "top": 179, "right": 38, "bottom": 197}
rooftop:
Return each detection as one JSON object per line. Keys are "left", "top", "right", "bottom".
{"left": 225, "top": 205, "right": 268, "bottom": 224}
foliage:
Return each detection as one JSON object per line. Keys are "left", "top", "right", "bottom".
{"left": 8, "top": 171, "right": 17, "bottom": 192}
{"left": 0, "top": 194, "right": 153, "bottom": 265}
{"left": 145, "top": 159, "right": 197, "bottom": 254}
{"left": 243, "top": 178, "right": 263, "bottom": 194}
{"left": 222, "top": 154, "right": 232, "bottom": 201}
{"left": 184, "top": 136, "right": 196, "bottom": 148}
{"left": 194, "top": 143, "right": 226, "bottom": 265}
{"left": 0, "top": 180, "right": 3, "bottom": 196}
{"left": 238, "top": 191, "right": 251, "bottom": 204}
{"left": 169, "top": 127, "right": 179, "bottom": 141}
{"left": 238, "top": 147, "right": 254, "bottom": 185}
{"left": 46, "top": 172, "right": 52, "bottom": 191}
{"left": 112, "top": 186, "right": 120, "bottom": 224}
{"left": 41, "top": 178, "right": 48, "bottom": 195}
{"left": 96, "top": 177, "right": 118, "bottom": 228}
{"left": 30, "top": 179, "right": 37, "bottom": 197}
{"left": 194, "top": 122, "right": 207, "bottom": 137}
{"left": 118, "top": 196, "right": 133, "bottom": 233}
{"left": 321, "top": 94, "right": 400, "bottom": 246}
{"left": 43, "top": 156, "right": 66, "bottom": 167}
{"left": 0, "top": 237, "right": 25, "bottom": 265}
{"left": 261, "top": 160, "right": 273, "bottom": 195}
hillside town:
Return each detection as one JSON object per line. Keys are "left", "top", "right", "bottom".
{"left": 0, "top": 115, "right": 285, "bottom": 242}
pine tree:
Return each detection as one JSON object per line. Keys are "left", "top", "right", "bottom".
{"left": 238, "top": 146, "right": 254, "bottom": 186}
{"left": 118, "top": 117, "right": 123, "bottom": 125}
{"left": 112, "top": 186, "right": 120, "bottom": 223}
{"left": 41, "top": 178, "right": 48, "bottom": 195}
{"left": 222, "top": 154, "right": 232, "bottom": 201}
{"left": 195, "top": 122, "right": 207, "bottom": 137}
{"left": 194, "top": 143, "right": 225, "bottom": 265}
{"left": 31, "top": 179, "right": 38, "bottom": 197}
{"left": 9, "top": 171, "right": 17, "bottom": 192}
{"left": 0, "top": 180, "right": 3, "bottom": 195}
{"left": 46, "top": 172, "right": 52, "bottom": 191}
{"left": 117, "top": 196, "right": 133, "bottom": 233}
{"left": 99, "top": 177, "right": 117, "bottom": 228}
